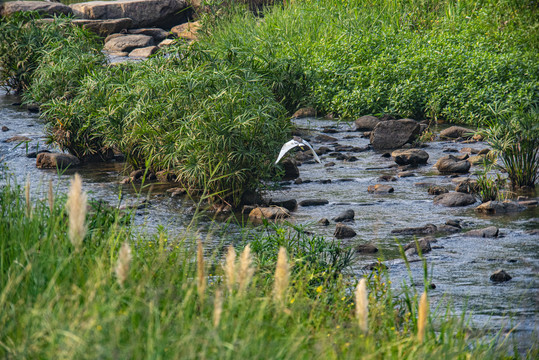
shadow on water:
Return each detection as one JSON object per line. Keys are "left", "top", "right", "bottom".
{"left": 1, "top": 90, "right": 537, "bottom": 351}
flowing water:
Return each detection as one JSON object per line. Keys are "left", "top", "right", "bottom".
{"left": 1, "top": 90, "right": 537, "bottom": 350}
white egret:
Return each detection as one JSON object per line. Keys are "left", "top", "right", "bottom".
{"left": 275, "top": 136, "right": 321, "bottom": 164}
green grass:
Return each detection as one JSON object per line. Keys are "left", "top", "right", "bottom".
{"left": 1, "top": 172, "right": 531, "bottom": 359}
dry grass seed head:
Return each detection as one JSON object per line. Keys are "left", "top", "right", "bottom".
{"left": 223, "top": 245, "right": 236, "bottom": 293}
{"left": 355, "top": 278, "right": 368, "bottom": 334}
{"left": 238, "top": 244, "right": 254, "bottom": 294}
{"left": 417, "top": 291, "right": 429, "bottom": 343}
{"left": 197, "top": 239, "right": 206, "bottom": 301}
{"left": 273, "top": 247, "right": 290, "bottom": 304}
{"left": 115, "top": 241, "right": 132, "bottom": 287}
{"left": 66, "top": 173, "right": 87, "bottom": 250}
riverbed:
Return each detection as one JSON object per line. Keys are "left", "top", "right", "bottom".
{"left": 1, "top": 90, "right": 537, "bottom": 350}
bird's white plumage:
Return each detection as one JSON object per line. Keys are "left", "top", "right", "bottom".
{"left": 275, "top": 138, "right": 321, "bottom": 164}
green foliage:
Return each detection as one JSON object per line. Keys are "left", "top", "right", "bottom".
{"left": 200, "top": 0, "right": 539, "bottom": 124}
{"left": 482, "top": 107, "right": 539, "bottom": 189}
{"left": 43, "top": 50, "right": 290, "bottom": 205}
{"left": 0, "top": 176, "right": 523, "bottom": 359}
{"left": 0, "top": 13, "right": 102, "bottom": 97}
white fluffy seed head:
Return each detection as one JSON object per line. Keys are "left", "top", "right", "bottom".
{"left": 223, "top": 245, "right": 236, "bottom": 293}
{"left": 238, "top": 244, "right": 254, "bottom": 295}
{"left": 355, "top": 278, "right": 368, "bottom": 334}
{"left": 213, "top": 288, "right": 223, "bottom": 328}
{"left": 273, "top": 247, "right": 290, "bottom": 305}
{"left": 115, "top": 242, "right": 132, "bottom": 287}
{"left": 66, "top": 173, "right": 87, "bottom": 250}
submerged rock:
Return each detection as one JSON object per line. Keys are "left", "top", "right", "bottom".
{"left": 370, "top": 119, "right": 420, "bottom": 150}
{"left": 299, "top": 199, "right": 329, "bottom": 206}
{"left": 367, "top": 184, "right": 394, "bottom": 194}
{"left": 433, "top": 192, "right": 476, "bottom": 207}
{"left": 391, "top": 149, "right": 429, "bottom": 166}
{"left": 463, "top": 226, "right": 499, "bottom": 238}
{"left": 435, "top": 155, "right": 471, "bottom": 174}
{"left": 356, "top": 243, "right": 379, "bottom": 254}
{"left": 490, "top": 269, "right": 512, "bottom": 282}
{"left": 334, "top": 223, "right": 356, "bottom": 239}
{"left": 36, "top": 152, "right": 80, "bottom": 169}
{"left": 391, "top": 224, "right": 437, "bottom": 235}
{"left": 333, "top": 209, "right": 354, "bottom": 222}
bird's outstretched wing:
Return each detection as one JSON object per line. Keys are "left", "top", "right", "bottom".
{"left": 300, "top": 139, "right": 322, "bottom": 164}
{"left": 275, "top": 139, "right": 302, "bottom": 164}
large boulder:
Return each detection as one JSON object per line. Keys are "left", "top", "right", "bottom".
{"left": 439, "top": 126, "right": 475, "bottom": 139}
{"left": 433, "top": 192, "right": 476, "bottom": 207}
{"left": 103, "top": 34, "right": 154, "bottom": 53}
{"left": 370, "top": 119, "right": 420, "bottom": 150}
{"left": 70, "top": 0, "right": 189, "bottom": 28}
{"left": 73, "top": 18, "right": 132, "bottom": 36}
{"left": 435, "top": 155, "right": 471, "bottom": 174}
{"left": 36, "top": 152, "right": 80, "bottom": 169}
{"left": 1, "top": 1, "right": 73, "bottom": 17}
{"left": 355, "top": 115, "right": 383, "bottom": 131}
{"left": 391, "top": 149, "right": 429, "bottom": 166}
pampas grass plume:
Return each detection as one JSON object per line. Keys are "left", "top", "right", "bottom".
{"left": 238, "top": 244, "right": 254, "bottom": 295}
{"left": 48, "top": 179, "right": 54, "bottom": 213}
{"left": 213, "top": 288, "right": 223, "bottom": 328}
{"left": 197, "top": 239, "right": 206, "bottom": 301}
{"left": 223, "top": 245, "right": 236, "bottom": 293}
{"left": 25, "top": 175, "right": 31, "bottom": 218}
{"left": 66, "top": 173, "right": 87, "bottom": 250}
{"left": 417, "top": 291, "right": 429, "bottom": 343}
{"left": 355, "top": 278, "right": 368, "bottom": 334}
{"left": 273, "top": 247, "right": 290, "bottom": 304}
{"left": 115, "top": 241, "right": 132, "bottom": 287}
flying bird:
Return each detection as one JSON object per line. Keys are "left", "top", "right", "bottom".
{"left": 275, "top": 136, "right": 321, "bottom": 164}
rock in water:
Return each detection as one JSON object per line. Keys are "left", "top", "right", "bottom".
{"left": 367, "top": 184, "right": 394, "bottom": 194}
{"left": 355, "top": 115, "right": 382, "bottom": 131}
{"left": 36, "top": 153, "right": 80, "bottom": 169}
{"left": 370, "top": 119, "right": 420, "bottom": 150}
{"left": 356, "top": 243, "right": 379, "bottom": 254}
{"left": 490, "top": 269, "right": 512, "bottom": 282}
{"left": 333, "top": 209, "right": 355, "bottom": 222}
{"left": 391, "top": 149, "right": 429, "bottom": 166}
{"left": 475, "top": 201, "right": 526, "bottom": 214}
{"left": 463, "top": 226, "right": 499, "bottom": 238}
{"left": 439, "top": 126, "right": 475, "bottom": 139}
{"left": 334, "top": 223, "right": 356, "bottom": 239}
{"left": 248, "top": 207, "right": 290, "bottom": 220}
{"left": 435, "top": 155, "right": 471, "bottom": 174}
{"left": 433, "top": 192, "right": 476, "bottom": 207}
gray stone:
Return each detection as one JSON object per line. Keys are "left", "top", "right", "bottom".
{"left": 391, "top": 224, "right": 437, "bottom": 235}
{"left": 463, "top": 226, "right": 499, "bottom": 238}
{"left": 370, "top": 119, "right": 420, "bottom": 150}
{"left": 439, "top": 126, "right": 475, "bottom": 139}
{"left": 367, "top": 184, "right": 394, "bottom": 194}
{"left": 490, "top": 269, "right": 512, "bottom": 282}
{"left": 333, "top": 209, "right": 354, "bottom": 222}
{"left": 292, "top": 107, "right": 316, "bottom": 119}
{"left": 1, "top": 1, "right": 73, "bottom": 17}
{"left": 435, "top": 155, "right": 471, "bottom": 174}
{"left": 103, "top": 34, "right": 154, "bottom": 53}
{"left": 248, "top": 207, "right": 290, "bottom": 220}
{"left": 36, "top": 152, "right": 80, "bottom": 169}
{"left": 455, "top": 178, "right": 479, "bottom": 193}
{"left": 71, "top": 0, "right": 189, "bottom": 28}
{"left": 129, "top": 45, "right": 158, "bottom": 58}
{"left": 355, "top": 115, "right": 382, "bottom": 131}
{"left": 299, "top": 199, "right": 329, "bottom": 207}
{"left": 269, "top": 199, "right": 297, "bottom": 212}
{"left": 280, "top": 158, "right": 299, "bottom": 180}
{"left": 356, "top": 243, "right": 379, "bottom": 254}
{"left": 437, "top": 224, "right": 461, "bottom": 234}
{"left": 71, "top": 18, "right": 132, "bottom": 36}
{"left": 318, "top": 218, "right": 330, "bottom": 226}
{"left": 334, "top": 223, "right": 356, "bottom": 239}
{"left": 428, "top": 186, "right": 448, "bottom": 196}
{"left": 433, "top": 192, "right": 476, "bottom": 207}
{"left": 391, "top": 149, "right": 429, "bottom": 166}
{"left": 128, "top": 28, "right": 169, "bottom": 42}
{"left": 403, "top": 237, "right": 432, "bottom": 255}
{"left": 475, "top": 201, "right": 526, "bottom": 214}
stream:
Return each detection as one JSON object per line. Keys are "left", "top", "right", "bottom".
{"left": 1, "top": 90, "right": 537, "bottom": 351}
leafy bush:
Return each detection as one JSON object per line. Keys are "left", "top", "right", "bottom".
{"left": 44, "top": 50, "right": 290, "bottom": 205}
{"left": 0, "top": 13, "right": 102, "bottom": 97}
{"left": 482, "top": 107, "right": 539, "bottom": 190}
